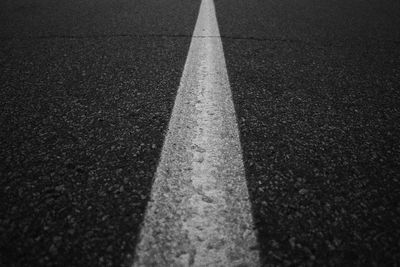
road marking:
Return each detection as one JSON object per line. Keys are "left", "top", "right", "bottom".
{"left": 132, "top": 0, "right": 259, "bottom": 265}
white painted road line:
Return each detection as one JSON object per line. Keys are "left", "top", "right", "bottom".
{"left": 132, "top": 0, "right": 259, "bottom": 265}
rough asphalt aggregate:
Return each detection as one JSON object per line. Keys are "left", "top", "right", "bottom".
{"left": 0, "top": 0, "right": 199, "bottom": 266}
{"left": 215, "top": 0, "right": 400, "bottom": 265}
{"left": 1, "top": 0, "right": 400, "bottom": 266}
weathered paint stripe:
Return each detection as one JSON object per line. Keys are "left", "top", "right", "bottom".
{"left": 133, "top": 0, "right": 259, "bottom": 265}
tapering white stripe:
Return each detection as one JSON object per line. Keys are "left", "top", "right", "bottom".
{"left": 133, "top": 0, "right": 259, "bottom": 265}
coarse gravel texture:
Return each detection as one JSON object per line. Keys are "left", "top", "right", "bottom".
{"left": 215, "top": 0, "right": 400, "bottom": 265}
{"left": 0, "top": 0, "right": 199, "bottom": 266}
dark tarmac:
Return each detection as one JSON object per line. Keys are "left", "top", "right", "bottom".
{"left": 1, "top": 0, "right": 400, "bottom": 266}
{"left": 215, "top": 0, "right": 400, "bottom": 265}
{"left": 0, "top": 0, "right": 198, "bottom": 266}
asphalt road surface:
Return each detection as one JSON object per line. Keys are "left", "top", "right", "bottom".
{"left": 1, "top": 0, "right": 400, "bottom": 266}
{"left": 215, "top": 0, "right": 400, "bottom": 265}
{"left": 0, "top": 0, "right": 199, "bottom": 266}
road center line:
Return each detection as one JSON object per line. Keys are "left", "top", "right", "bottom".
{"left": 132, "top": 0, "right": 259, "bottom": 265}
